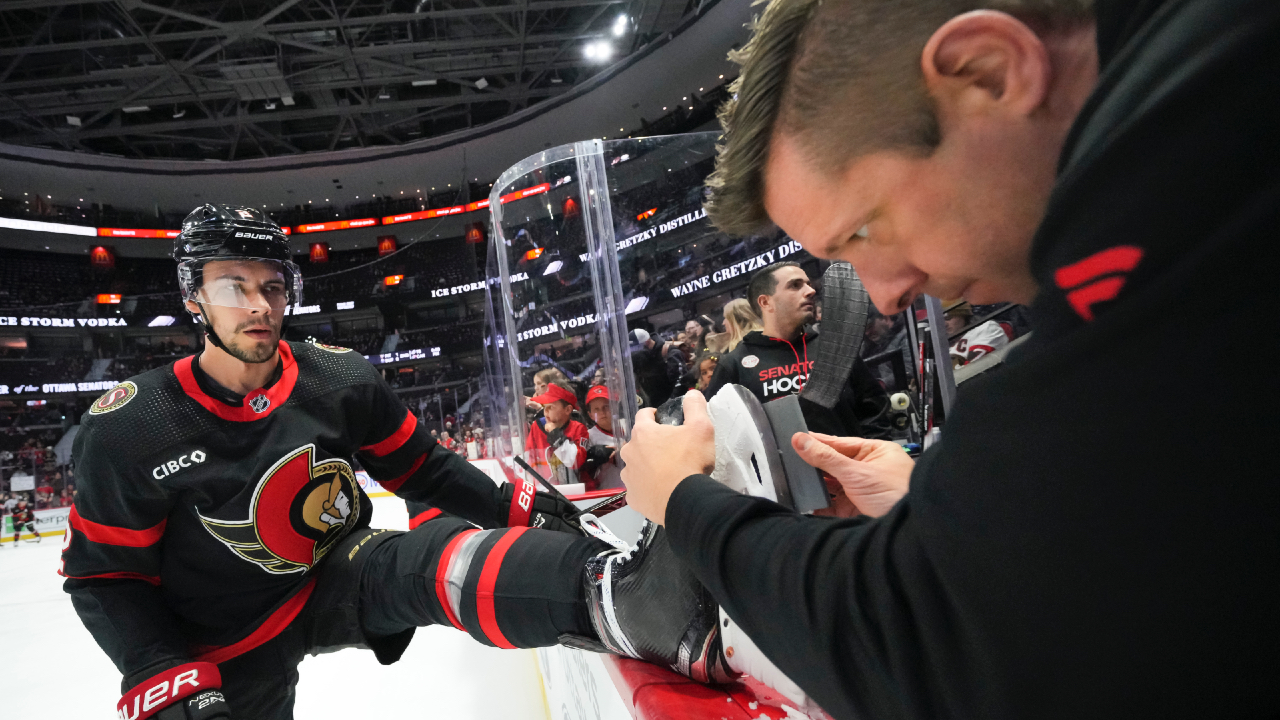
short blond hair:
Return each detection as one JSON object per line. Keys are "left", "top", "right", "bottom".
{"left": 704, "top": 0, "right": 1094, "bottom": 237}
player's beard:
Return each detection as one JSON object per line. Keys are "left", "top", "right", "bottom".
{"left": 224, "top": 318, "right": 281, "bottom": 363}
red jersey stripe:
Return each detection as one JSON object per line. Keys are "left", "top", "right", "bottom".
{"left": 361, "top": 409, "right": 418, "bottom": 457}
{"left": 475, "top": 527, "right": 531, "bottom": 649}
{"left": 172, "top": 342, "right": 299, "bottom": 422}
{"left": 378, "top": 452, "right": 427, "bottom": 493}
{"left": 69, "top": 505, "right": 166, "bottom": 548}
{"left": 1053, "top": 245, "right": 1144, "bottom": 290}
{"left": 409, "top": 508, "right": 443, "bottom": 530}
{"left": 434, "top": 530, "right": 478, "bottom": 631}
{"left": 59, "top": 570, "right": 161, "bottom": 586}
{"left": 192, "top": 578, "right": 316, "bottom": 665}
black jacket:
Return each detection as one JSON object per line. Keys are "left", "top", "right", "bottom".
{"left": 705, "top": 329, "right": 891, "bottom": 439}
{"left": 667, "top": 1, "right": 1280, "bottom": 718}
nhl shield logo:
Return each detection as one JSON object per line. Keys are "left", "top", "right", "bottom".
{"left": 247, "top": 392, "right": 271, "bottom": 413}
{"left": 198, "top": 444, "right": 360, "bottom": 574}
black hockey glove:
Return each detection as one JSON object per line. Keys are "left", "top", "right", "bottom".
{"left": 500, "top": 478, "right": 580, "bottom": 534}
{"left": 154, "top": 689, "right": 232, "bottom": 720}
{"left": 119, "top": 662, "right": 231, "bottom": 720}
{"left": 582, "top": 444, "right": 616, "bottom": 475}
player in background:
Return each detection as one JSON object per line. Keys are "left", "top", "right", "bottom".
{"left": 60, "top": 205, "right": 732, "bottom": 720}
{"left": 706, "top": 261, "right": 891, "bottom": 437}
{"left": 583, "top": 385, "right": 623, "bottom": 491}
{"left": 9, "top": 498, "right": 41, "bottom": 545}
{"left": 944, "top": 302, "right": 1009, "bottom": 367}
{"left": 524, "top": 381, "right": 591, "bottom": 487}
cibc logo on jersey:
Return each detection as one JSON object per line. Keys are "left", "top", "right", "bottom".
{"left": 198, "top": 444, "right": 360, "bottom": 574}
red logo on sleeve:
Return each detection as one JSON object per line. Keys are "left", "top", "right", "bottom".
{"left": 1053, "top": 245, "right": 1145, "bottom": 321}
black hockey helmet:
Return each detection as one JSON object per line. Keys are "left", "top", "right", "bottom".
{"left": 174, "top": 204, "right": 301, "bottom": 350}
{"left": 173, "top": 204, "right": 302, "bottom": 306}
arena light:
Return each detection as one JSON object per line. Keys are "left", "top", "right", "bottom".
{"left": 0, "top": 216, "right": 96, "bottom": 237}
{"left": 542, "top": 260, "right": 564, "bottom": 275}
{"left": 612, "top": 14, "right": 629, "bottom": 36}
{"left": 148, "top": 315, "right": 177, "bottom": 327}
{"left": 583, "top": 41, "right": 613, "bottom": 62}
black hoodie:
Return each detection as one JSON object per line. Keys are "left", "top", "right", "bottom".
{"left": 665, "top": 1, "right": 1280, "bottom": 718}
{"left": 704, "top": 329, "right": 891, "bottom": 439}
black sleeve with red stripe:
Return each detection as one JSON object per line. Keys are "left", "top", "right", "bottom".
{"left": 357, "top": 381, "right": 507, "bottom": 530}
{"left": 61, "top": 421, "right": 193, "bottom": 689}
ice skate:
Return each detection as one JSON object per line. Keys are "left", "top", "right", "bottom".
{"left": 576, "top": 520, "right": 735, "bottom": 684}
{"left": 656, "top": 386, "right": 824, "bottom": 711}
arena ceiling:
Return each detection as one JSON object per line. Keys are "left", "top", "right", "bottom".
{"left": 0, "top": 0, "right": 697, "bottom": 160}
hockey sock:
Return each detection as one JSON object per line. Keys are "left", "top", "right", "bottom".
{"left": 361, "top": 518, "right": 609, "bottom": 649}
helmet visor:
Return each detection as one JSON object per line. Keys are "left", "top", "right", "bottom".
{"left": 180, "top": 257, "right": 299, "bottom": 310}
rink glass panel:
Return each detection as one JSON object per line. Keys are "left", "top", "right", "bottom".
{"left": 483, "top": 133, "right": 739, "bottom": 467}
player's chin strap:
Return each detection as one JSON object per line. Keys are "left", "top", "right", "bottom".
{"left": 191, "top": 302, "right": 227, "bottom": 351}
{"left": 118, "top": 662, "right": 230, "bottom": 720}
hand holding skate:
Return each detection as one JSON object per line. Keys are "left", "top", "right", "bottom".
{"left": 791, "top": 432, "right": 914, "bottom": 518}
{"left": 619, "top": 390, "right": 716, "bottom": 526}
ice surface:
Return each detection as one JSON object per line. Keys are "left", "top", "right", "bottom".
{"left": 0, "top": 496, "right": 549, "bottom": 719}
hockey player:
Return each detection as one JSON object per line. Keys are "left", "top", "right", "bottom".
{"left": 9, "top": 499, "right": 40, "bottom": 545}
{"left": 705, "top": 261, "right": 891, "bottom": 438}
{"left": 944, "top": 301, "right": 1009, "bottom": 367}
{"left": 524, "top": 381, "right": 591, "bottom": 486}
{"left": 60, "top": 205, "right": 730, "bottom": 720}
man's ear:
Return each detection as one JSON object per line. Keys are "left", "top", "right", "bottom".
{"left": 920, "top": 10, "right": 1051, "bottom": 120}
{"left": 756, "top": 293, "right": 774, "bottom": 315}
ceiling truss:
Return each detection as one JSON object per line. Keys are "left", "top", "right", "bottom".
{"left": 0, "top": 0, "right": 692, "bottom": 159}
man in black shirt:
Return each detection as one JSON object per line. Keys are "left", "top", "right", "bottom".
{"left": 705, "top": 261, "right": 890, "bottom": 437}
{"left": 621, "top": 0, "right": 1280, "bottom": 718}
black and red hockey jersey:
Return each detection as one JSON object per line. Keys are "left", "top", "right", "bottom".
{"left": 11, "top": 506, "right": 35, "bottom": 526}
{"left": 61, "top": 340, "right": 508, "bottom": 686}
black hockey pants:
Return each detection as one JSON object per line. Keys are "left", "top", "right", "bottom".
{"left": 216, "top": 518, "right": 608, "bottom": 719}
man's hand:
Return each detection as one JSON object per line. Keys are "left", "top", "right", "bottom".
{"left": 620, "top": 390, "right": 716, "bottom": 525}
{"left": 791, "top": 433, "right": 914, "bottom": 518}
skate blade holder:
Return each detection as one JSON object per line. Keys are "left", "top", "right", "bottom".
{"left": 761, "top": 393, "right": 830, "bottom": 514}
{"left": 708, "top": 385, "right": 829, "bottom": 514}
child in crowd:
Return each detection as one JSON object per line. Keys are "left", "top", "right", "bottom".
{"left": 524, "top": 381, "right": 590, "bottom": 487}
{"left": 583, "top": 385, "right": 622, "bottom": 490}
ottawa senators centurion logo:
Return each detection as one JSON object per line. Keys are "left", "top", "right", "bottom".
{"left": 198, "top": 444, "right": 360, "bottom": 574}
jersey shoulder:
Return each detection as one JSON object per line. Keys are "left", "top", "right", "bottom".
{"left": 288, "top": 340, "right": 382, "bottom": 402}
{"left": 79, "top": 360, "right": 218, "bottom": 459}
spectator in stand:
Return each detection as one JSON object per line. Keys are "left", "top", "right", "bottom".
{"left": 861, "top": 309, "right": 915, "bottom": 392}
{"left": 525, "top": 382, "right": 591, "bottom": 487}
{"left": 717, "top": 298, "right": 764, "bottom": 353}
{"left": 628, "top": 329, "right": 688, "bottom": 407}
{"left": 694, "top": 353, "right": 720, "bottom": 392}
{"left": 684, "top": 317, "right": 715, "bottom": 357}
{"left": 706, "top": 262, "right": 891, "bottom": 438}
{"left": 945, "top": 301, "right": 1010, "bottom": 367}
{"left": 528, "top": 367, "right": 570, "bottom": 411}
{"left": 583, "top": 385, "right": 622, "bottom": 490}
